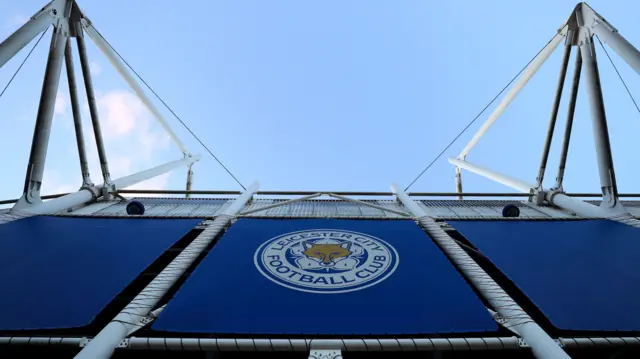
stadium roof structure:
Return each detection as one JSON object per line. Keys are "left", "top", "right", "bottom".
{"left": 1, "top": 1, "right": 640, "bottom": 358}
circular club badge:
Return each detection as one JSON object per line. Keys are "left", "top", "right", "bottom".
{"left": 254, "top": 229, "right": 399, "bottom": 294}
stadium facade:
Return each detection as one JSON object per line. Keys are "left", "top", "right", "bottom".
{"left": 1, "top": 1, "right": 640, "bottom": 358}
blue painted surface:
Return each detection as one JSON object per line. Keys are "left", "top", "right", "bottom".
{"left": 153, "top": 219, "right": 496, "bottom": 335}
{"left": 450, "top": 220, "right": 640, "bottom": 331}
{"left": 0, "top": 216, "right": 201, "bottom": 330}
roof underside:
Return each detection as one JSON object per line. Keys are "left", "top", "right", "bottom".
{"left": 44, "top": 197, "right": 640, "bottom": 220}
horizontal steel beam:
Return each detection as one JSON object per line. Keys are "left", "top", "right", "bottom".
{"left": 3, "top": 336, "right": 640, "bottom": 351}
{"left": 112, "top": 189, "right": 640, "bottom": 198}
{"left": 128, "top": 337, "right": 519, "bottom": 351}
{"left": 12, "top": 156, "right": 201, "bottom": 215}
{"left": 1, "top": 336, "right": 522, "bottom": 351}
{"left": 2, "top": 191, "right": 640, "bottom": 205}
{"left": 0, "top": 193, "right": 66, "bottom": 205}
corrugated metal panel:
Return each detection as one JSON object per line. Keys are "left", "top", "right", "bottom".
{"left": 419, "top": 200, "right": 556, "bottom": 219}
{"left": 69, "top": 201, "right": 118, "bottom": 215}
{"left": 90, "top": 198, "right": 229, "bottom": 217}
{"left": 626, "top": 206, "right": 640, "bottom": 217}
{"left": 242, "top": 199, "right": 405, "bottom": 218}
{"left": 48, "top": 197, "right": 640, "bottom": 220}
{"left": 0, "top": 209, "right": 35, "bottom": 224}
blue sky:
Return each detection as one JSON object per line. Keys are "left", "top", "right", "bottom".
{"left": 2, "top": 0, "right": 640, "bottom": 200}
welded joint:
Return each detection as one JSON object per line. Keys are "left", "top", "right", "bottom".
{"left": 578, "top": 3, "right": 616, "bottom": 33}
{"left": 488, "top": 309, "right": 521, "bottom": 337}
{"left": 79, "top": 182, "right": 97, "bottom": 193}
{"left": 50, "top": 1, "right": 74, "bottom": 40}
{"left": 309, "top": 349, "right": 343, "bottom": 359}
{"left": 44, "top": 0, "right": 69, "bottom": 22}
{"left": 309, "top": 340, "right": 344, "bottom": 359}
{"left": 571, "top": 3, "right": 617, "bottom": 48}
{"left": 488, "top": 308, "right": 567, "bottom": 349}
{"left": 549, "top": 182, "right": 564, "bottom": 193}
{"left": 112, "top": 192, "right": 127, "bottom": 201}
{"left": 545, "top": 190, "right": 566, "bottom": 208}
{"left": 518, "top": 338, "right": 564, "bottom": 349}
{"left": 79, "top": 338, "right": 128, "bottom": 349}
{"left": 126, "top": 306, "right": 164, "bottom": 337}
{"left": 524, "top": 187, "right": 547, "bottom": 206}
{"left": 531, "top": 189, "right": 547, "bottom": 206}
{"left": 80, "top": 176, "right": 94, "bottom": 189}
{"left": 101, "top": 183, "right": 116, "bottom": 201}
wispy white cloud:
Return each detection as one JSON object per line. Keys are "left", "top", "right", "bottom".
{"left": 54, "top": 91, "right": 68, "bottom": 117}
{"left": 97, "top": 90, "right": 140, "bottom": 137}
{"left": 40, "top": 169, "right": 78, "bottom": 195}
{"left": 90, "top": 62, "right": 102, "bottom": 76}
{"left": 41, "top": 88, "right": 177, "bottom": 197}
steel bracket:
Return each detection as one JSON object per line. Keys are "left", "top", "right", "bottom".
{"left": 309, "top": 349, "right": 343, "bottom": 359}
{"left": 79, "top": 338, "right": 129, "bottom": 349}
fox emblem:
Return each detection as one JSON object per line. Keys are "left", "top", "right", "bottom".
{"left": 257, "top": 229, "right": 398, "bottom": 293}
{"left": 296, "top": 240, "right": 359, "bottom": 271}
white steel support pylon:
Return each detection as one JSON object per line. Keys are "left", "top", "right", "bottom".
{"left": 391, "top": 183, "right": 571, "bottom": 359}
{"left": 74, "top": 182, "right": 259, "bottom": 359}
{"left": 450, "top": 2, "right": 640, "bottom": 218}
{"left": 0, "top": 0, "right": 199, "bottom": 214}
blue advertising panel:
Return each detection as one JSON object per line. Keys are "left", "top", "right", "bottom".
{"left": 450, "top": 220, "right": 640, "bottom": 331}
{"left": 0, "top": 216, "right": 201, "bottom": 330}
{"left": 153, "top": 219, "right": 496, "bottom": 335}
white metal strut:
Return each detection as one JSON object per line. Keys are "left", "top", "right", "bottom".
{"left": 451, "top": 3, "right": 640, "bottom": 222}
{"left": 0, "top": 0, "right": 197, "bottom": 214}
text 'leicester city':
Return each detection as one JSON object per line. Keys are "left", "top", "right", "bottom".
{"left": 255, "top": 229, "right": 399, "bottom": 294}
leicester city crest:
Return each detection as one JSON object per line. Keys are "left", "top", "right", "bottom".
{"left": 254, "top": 229, "right": 399, "bottom": 293}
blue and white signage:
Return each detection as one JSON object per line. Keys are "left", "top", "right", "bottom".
{"left": 153, "top": 219, "right": 497, "bottom": 335}
{"left": 255, "top": 229, "right": 399, "bottom": 293}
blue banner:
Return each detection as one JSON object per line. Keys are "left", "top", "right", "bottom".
{"left": 153, "top": 219, "right": 496, "bottom": 335}
{"left": 0, "top": 216, "right": 201, "bottom": 330}
{"left": 451, "top": 220, "right": 640, "bottom": 332}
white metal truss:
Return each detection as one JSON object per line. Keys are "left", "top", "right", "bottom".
{"left": 239, "top": 193, "right": 324, "bottom": 215}
{"left": 73, "top": 182, "right": 259, "bottom": 359}
{"left": 239, "top": 192, "right": 411, "bottom": 217}
{"left": 0, "top": 0, "right": 199, "bottom": 215}
{"left": 391, "top": 183, "right": 570, "bottom": 359}
{"left": 3, "top": 2, "right": 640, "bottom": 359}
{"left": 450, "top": 3, "right": 640, "bottom": 223}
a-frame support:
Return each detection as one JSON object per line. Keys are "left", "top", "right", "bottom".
{"left": 17, "top": 0, "right": 72, "bottom": 208}
{"left": 450, "top": 2, "right": 639, "bottom": 218}
{"left": 0, "top": 0, "right": 199, "bottom": 214}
